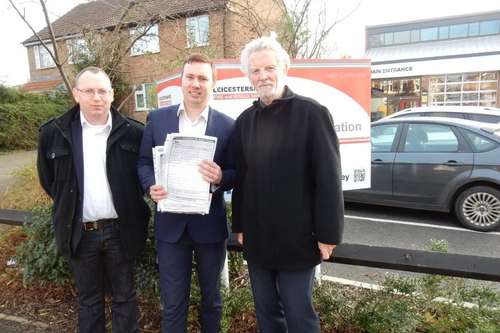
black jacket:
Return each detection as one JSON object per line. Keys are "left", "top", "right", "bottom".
{"left": 232, "top": 86, "right": 344, "bottom": 270}
{"left": 37, "top": 104, "right": 151, "bottom": 259}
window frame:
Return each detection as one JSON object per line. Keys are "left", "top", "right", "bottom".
{"left": 130, "top": 23, "right": 160, "bottom": 56}
{"left": 371, "top": 123, "right": 400, "bottom": 152}
{"left": 66, "top": 38, "right": 91, "bottom": 64}
{"left": 404, "top": 123, "right": 459, "bottom": 153}
{"left": 461, "top": 129, "right": 500, "bottom": 152}
{"left": 134, "top": 83, "right": 157, "bottom": 111}
{"left": 186, "top": 14, "right": 210, "bottom": 48}
{"left": 34, "top": 44, "right": 56, "bottom": 69}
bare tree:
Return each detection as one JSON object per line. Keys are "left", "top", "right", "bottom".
{"left": 228, "top": 0, "right": 286, "bottom": 38}
{"left": 8, "top": 0, "right": 231, "bottom": 113}
{"left": 7, "top": 0, "right": 190, "bottom": 112}
{"left": 8, "top": 0, "right": 76, "bottom": 101}
{"left": 282, "top": 0, "right": 362, "bottom": 59}
{"left": 228, "top": 0, "right": 362, "bottom": 59}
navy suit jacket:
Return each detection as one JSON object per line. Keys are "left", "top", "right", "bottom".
{"left": 137, "top": 105, "right": 235, "bottom": 243}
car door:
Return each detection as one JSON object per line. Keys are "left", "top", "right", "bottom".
{"left": 347, "top": 122, "right": 402, "bottom": 200}
{"left": 392, "top": 122, "right": 473, "bottom": 205}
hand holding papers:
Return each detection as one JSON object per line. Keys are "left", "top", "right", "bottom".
{"left": 153, "top": 134, "right": 218, "bottom": 214}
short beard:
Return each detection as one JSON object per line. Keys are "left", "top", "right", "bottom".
{"left": 257, "top": 83, "right": 285, "bottom": 103}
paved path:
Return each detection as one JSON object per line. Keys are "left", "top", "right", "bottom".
{"left": 0, "top": 150, "right": 55, "bottom": 331}
{"left": 0, "top": 319, "right": 52, "bottom": 333}
{"left": 0, "top": 150, "right": 37, "bottom": 194}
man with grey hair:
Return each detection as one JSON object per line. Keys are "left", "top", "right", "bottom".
{"left": 37, "top": 67, "right": 150, "bottom": 333}
{"left": 232, "top": 36, "right": 344, "bottom": 333}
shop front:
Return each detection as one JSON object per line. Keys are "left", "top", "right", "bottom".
{"left": 369, "top": 54, "right": 500, "bottom": 120}
{"left": 371, "top": 77, "right": 421, "bottom": 120}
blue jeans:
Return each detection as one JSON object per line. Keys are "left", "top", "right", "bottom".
{"left": 247, "top": 263, "right": 320, "bottom": 333}
{"left": 68, "top": 225, "right": 139, "bottom": 333}
{"left": 157, "top": 228, "right": 226, "bottom": 333}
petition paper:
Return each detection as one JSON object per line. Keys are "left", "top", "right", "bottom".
{"left": 153, "top": 134, "right": 217, "bottom": 214}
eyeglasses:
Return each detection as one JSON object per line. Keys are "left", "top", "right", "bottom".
{"left": 76, "top": 89, "right": 112, "bottom": 98}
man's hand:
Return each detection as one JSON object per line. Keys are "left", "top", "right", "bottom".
{"left": 318, "top": 242, "right": 337, "bottom": 260}
{"left": 199, "top": 159, "right": 222, "bottom": 184}
{"left": 150, "top": 184, "right": 167, "bottom": 203}
{"left": 237, "top": 233, "right": 243, "bottom": 245}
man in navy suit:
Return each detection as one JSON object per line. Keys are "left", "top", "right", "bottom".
{"left": 137, "top": 53, "right": 235, "bottom": 333}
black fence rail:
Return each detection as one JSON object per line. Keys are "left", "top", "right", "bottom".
{"left": 3, "top": 208, "right": 500, "bottom": 283}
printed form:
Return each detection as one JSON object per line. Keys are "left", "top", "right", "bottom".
{"left": 153, "top": 134, "right": 217, "bottom": 214}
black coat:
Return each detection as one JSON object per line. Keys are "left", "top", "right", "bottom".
{"left": 232, "top": 86, "right": 344, "bottom": 270}
{"left": 37, "top": 104, "right": 151, "bottom": 259}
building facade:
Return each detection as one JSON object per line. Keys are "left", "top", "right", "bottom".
{"left": 21, "top": 0, "right": 285, "bottom": 114}
{"left": 364, "top": 10, "right": 500, "bottom": 120}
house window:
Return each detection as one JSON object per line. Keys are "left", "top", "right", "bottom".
{"left": 67, "top": 38, "right": 91, "bottom": 64}
{"left": 130, "top": 24, "right": 160, "bottom": 56}
{"left": 135, "top": 83, "right": 156, "bottom": 110}
{"left": 186, "top": 15, "right": 209, "bottom": 47}
{"left": 34, "top": 44, "right": 55, "bottom": 69}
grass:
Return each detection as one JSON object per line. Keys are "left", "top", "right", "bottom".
{"left": 0, "top": 161, "right": 51, "bottom": 210}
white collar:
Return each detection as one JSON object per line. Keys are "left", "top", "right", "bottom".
{"left": 80, "top": 110, "right": 112, "bottom": 130}
{"left": 177, "top": 101, "right": 209, "bottom": 122}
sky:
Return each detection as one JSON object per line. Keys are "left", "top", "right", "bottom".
{"left": 1, "top": 0, "right": 500, "bottom": 86}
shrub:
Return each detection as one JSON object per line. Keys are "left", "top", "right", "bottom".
{"left": 8, "top": 191, "right": 500, "bottom": 332}
{"left": 354, "top": 291, "right": 423, "bottom": 333}
{"left": 0, "top": 85, "right": 73, "bottom": 151}
{"left": 13, "top": 205, "right": 72, "bottom": 286}
{"left": 314, "top": 281, "right": 355, "bottom": 331}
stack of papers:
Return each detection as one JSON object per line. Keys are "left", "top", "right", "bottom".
{"left": 153, "top": 134, "right": 218, "bottom": 214}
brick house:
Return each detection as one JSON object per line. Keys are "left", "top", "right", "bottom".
{"left": 22, "top": 0, "right": 285, "bottom": 114}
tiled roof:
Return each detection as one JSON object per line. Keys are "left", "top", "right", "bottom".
{"left": 23, "top": 78, "right": 63, "bottom": 92}
{"left": 23, "top": 0, "right": 229, "bottom": 44}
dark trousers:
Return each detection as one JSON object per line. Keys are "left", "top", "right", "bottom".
{"left": 247, "top": 263, "right": 320, "bottom": 333}
{"left": 68, "top": 225, "right": 138, "bottom": 333}
{"left": 157, "top": 228, "right": 226, "bottom": 333}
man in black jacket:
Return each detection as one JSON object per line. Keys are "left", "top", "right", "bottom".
{"left": 232, "top": 37, "right": 344, "bottom": 333}
{"left": 37, "top": 67, "right": 150, "bottom": 333}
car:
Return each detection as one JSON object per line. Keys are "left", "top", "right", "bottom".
{"left": 384, "top": 106, "right": 500, "bottom": 124}
{"left": 344, "top": 117, "right": 500, "bottom": 232}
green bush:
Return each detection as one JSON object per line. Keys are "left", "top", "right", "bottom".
{"left": 135, "top": 198, "right": 161, "bottom": 300}
{"left": 313, "top": 281, "right": 355, "bottom": 331}
{"left": 13, "top": 205, "right": 72, "bottom": 286}
{"left": 11, "top": 203, "right": 500, "bottom": 332}
{"left": 0, "top": 85, "right": 72, "bottom": 150}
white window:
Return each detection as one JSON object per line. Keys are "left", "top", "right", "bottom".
{"left": 67, "top": 38, "right": 91, "bottom": 64}
{"left": 34, "top": 44, "right": 55, "bottom": 69}
{"left": 186, "top": 15, "right": 209, "bottom": 47}
{"left": 135, "top": 83, "right": 156, "bottom": 110}
{"left": 130, "top": 23, "right": 160, "bottom": 56}
{"left": 429, "top": 72, "right": 498, "bottom": 107}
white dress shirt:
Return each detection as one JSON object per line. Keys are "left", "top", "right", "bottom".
{"left": 178, "top": 102, "right": 219, "bottom": 190}
{"left": 80, "top": 111, "right": 118, "bottom": 222}
{"left": 177, "top": 101, "right": 209, "bottom": 136}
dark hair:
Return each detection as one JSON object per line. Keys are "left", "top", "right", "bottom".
{"left": 181, "top": 53, "right": 217, "bottom": 82}
{"left": 75, "top": 67, "right": 110, "bottom": 88}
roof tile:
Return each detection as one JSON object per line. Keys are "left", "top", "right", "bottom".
{"left": 23, "top": 78, "right": 63, "bottom": 92}
{"left": 23, "top": 0, "right": 229, "bottom": 44}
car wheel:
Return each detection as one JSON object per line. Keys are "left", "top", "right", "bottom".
{"left": 455, "top": 186, "right": 500, "bottom": 231}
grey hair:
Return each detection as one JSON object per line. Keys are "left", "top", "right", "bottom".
{"left": 240, "top": 36, "right": 291, "bottom": 77}
{"left": 75, "top": 67, "right": 110, "bottom": 88}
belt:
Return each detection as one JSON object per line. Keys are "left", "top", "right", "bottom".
{"left": 83, "top": 218, "right": 118, "bottom": 231}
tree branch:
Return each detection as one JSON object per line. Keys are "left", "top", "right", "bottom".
{"left": 8, "top": 0, "right": 75, "bottom": 101}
